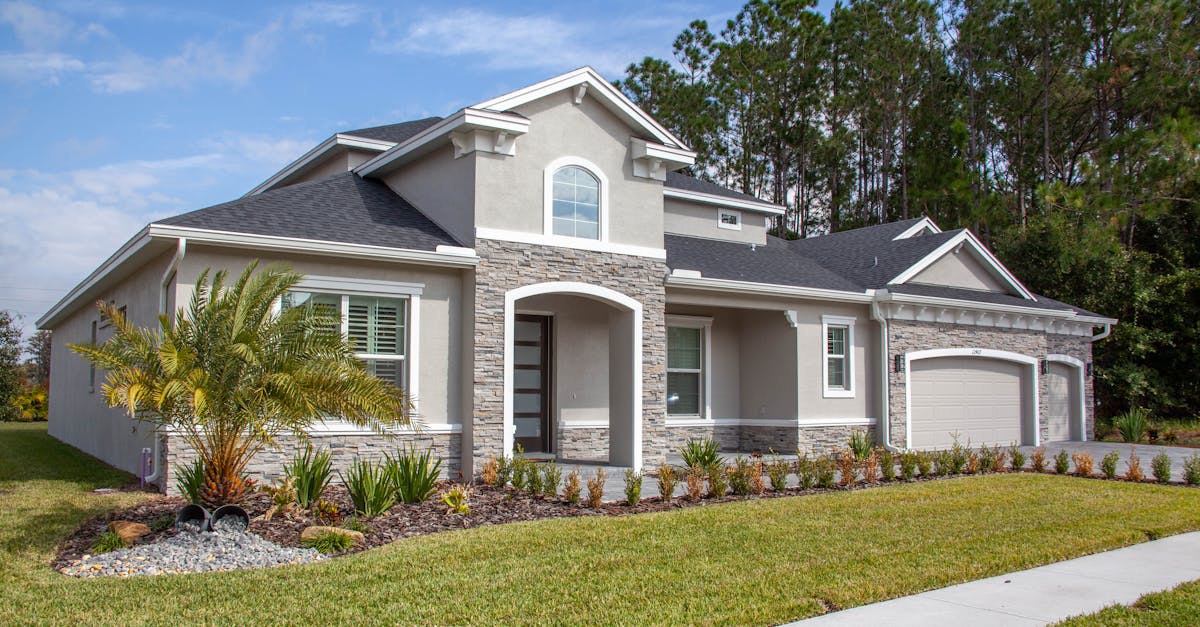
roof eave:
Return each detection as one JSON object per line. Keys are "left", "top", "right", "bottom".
{"left": 663, "top": 187, "right": 785, "bottom": 215}
{"left": 245, "top": 134, "right": 396, "bottom": 197}
{"left": 354, "top": 108, "right": 530, "bottom": 178}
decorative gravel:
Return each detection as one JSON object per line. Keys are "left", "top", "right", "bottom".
{"left": 59, "top": 521, "right": 323, "bottom": 578}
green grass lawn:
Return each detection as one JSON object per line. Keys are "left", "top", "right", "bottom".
{"left": 1058, "top": 579, "right": 1200, "bottom": 626}
{"left": 5, "top": 422, "right": 1200, "bottom": 625}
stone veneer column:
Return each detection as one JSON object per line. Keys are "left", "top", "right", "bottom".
{"left": 886, "top": 320, "right": 1095, "bottom": 448}
{"left": 470, "top": 239, "right": 668, "bottom": 475}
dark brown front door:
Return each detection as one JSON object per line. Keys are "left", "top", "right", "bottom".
{"left": 513, "top": 314, "right": 552, "bottom": 453}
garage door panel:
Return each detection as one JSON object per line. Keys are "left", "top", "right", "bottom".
{"left": 910, "top": 356, "right": 1027, "bottom": 449}
{"left": 1045, "top": 362, "right": 1077, "bottom": 441}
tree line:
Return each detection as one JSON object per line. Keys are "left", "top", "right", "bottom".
{"left": 617, "top": 0, "right": 1198, "bottom": 420}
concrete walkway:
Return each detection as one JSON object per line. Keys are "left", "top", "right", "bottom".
{"left": 792, "top": 531, "right": 1200, "bottom": 626}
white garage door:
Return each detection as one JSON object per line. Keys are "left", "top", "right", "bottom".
{"left": 910, "top": 356, "right": 1027, "bottom": 449}
{"left": 1045, "top": 362, "right": 1079, "bottom": 441}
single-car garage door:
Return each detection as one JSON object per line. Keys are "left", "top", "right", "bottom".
{"left": 1044, "top": 362, "right": 1080, "bottom": 441}
{"left": 910, "top": 356, "right": 1030, "bottom": 449}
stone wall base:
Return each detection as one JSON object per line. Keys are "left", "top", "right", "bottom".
{"left": 556, "top": 426, "right": 609, "bottom": 464}
{"left": 662, "top": 423, "right": 876, "bottom": 458}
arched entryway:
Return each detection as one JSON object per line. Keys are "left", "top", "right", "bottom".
{"left": 503, "top": 281, "right": 643, "bottom": 470}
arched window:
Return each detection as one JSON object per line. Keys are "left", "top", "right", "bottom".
{"left": 550, "top": 165, "right": 600, "bottom": 239}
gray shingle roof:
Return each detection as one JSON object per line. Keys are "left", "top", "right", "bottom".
{"left": 665, "top": 234, "right": 864, "bottom": 292}
{"left": 886, "top": 283, "right": 1081, "bottom": 314}
{"left": 158, "top": 172, "right": 461, "bottom": 250}
{"left": 664, "top": 172, "right": 769, "bottom": 204}
{"left": 341, "top": 117, "right": 443, "bottom": 144}
{"left": 787, "top": 226, "right": 961, "bottom": 289}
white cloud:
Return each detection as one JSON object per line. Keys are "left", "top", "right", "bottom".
{"left": 0, "top": 51, "right": 85, "bottom": 83}
{"left": 0, "top": 1, "right": 72, "bottom": 50}
{"left": 200, "top": 133, "right": 317, "bottom": 169}
{"left": 291, "top": 3, "right": 363, "bottom": 28}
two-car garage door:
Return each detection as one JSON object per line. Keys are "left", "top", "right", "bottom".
{"left": 909, "top": 356, "right": 1030, "bottom": 449}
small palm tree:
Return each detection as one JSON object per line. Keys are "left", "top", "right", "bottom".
{"left": 72, "top": 261, "right": 414, "bottom": 507}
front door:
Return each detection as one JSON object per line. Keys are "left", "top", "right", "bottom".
{"left": 513, "top": 314, "right": 552, "bottom": 453}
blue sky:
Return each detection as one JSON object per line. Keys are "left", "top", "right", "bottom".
{"left": 0, "top": 0, "right": 832, "bottom": 336}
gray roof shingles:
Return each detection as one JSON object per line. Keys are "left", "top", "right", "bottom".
{"left": 664, "top": 172, "right": 769, "bottom": 204}
{"left": 341, "top": 117, "right": 443, "bottom": 144}
{"left": 158, "top": 172, "right": 461, "bottom": 251}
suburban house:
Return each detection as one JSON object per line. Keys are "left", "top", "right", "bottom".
{"left": 38, "top": 67, "right": 1115, "bottom": 491}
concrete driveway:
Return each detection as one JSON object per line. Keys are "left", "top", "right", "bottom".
{"left": 1021, "top": 440, "right": 1199, "bottom": 479}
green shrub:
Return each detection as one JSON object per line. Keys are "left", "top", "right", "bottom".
{"left": 932, "top": 450, "right": 952, "bottom": 476}
{"left": 766, "top": 457, "right": 790, "bottom": 491}
{"left": 1009, "top": 445, "right": 1026, "bottom": 471}
{"left": 1114, "top": 407, "right": 1149, "bottom": 443}
{"left": 1151, "top": 452, "right": 1173, "bottom": 483}
{"left": 679, "top": 438, "right": 724, "bottom": 470}
{"left": 814, "top": 455, "right": 836, "bottom": 489}
{"left": 384, "top": 447, "right": 442, "bottom": 504}
{"left": 1183, "top": 453, "right": 1200, "bottom": 486}
{"left": 1053, "top": 450, "right": 1070, "bottom": 474}
{"left": 339, "top": 459, "right": 395, "bottom": 517}
{"left": 441, "top": 483, "right": 472, "bottom": 515}
{"left": 91, "top": 531, "right": 128, "bottom": 554}
{"left": 657, "top": 464, "right": 677, "bottom": 500}
{"left": 285, "top": 445, "right": 333, "bottom": 509}
{"left": 563, "top": 469, "right": 582, "bottom": 505}
{"left": 897, "top": 452, "right": 916, "bottom": 480}
{"left": 341, "top": 517, "right": 370, "bottom": 534}
{"left": 624, "top": 469, "right": 643, "bottom": 506}
{"left": 585, "top": 468, "right": 605, "bottom": 507}
{"left": 149, "top": 514, "right": 174, "bottom": 533}
{"left": 949, "top": 439, "right": 968, "bottom": 474}
{"left": 174, "top": 458, "right": 205, "bottom": 505}
{"left": 510, "top": 455, "right": 530, "bottom": 493}
{"left": 795, "top": 455, "right": 816, "bottom": 490}
{"left": 1101, "top": 451, "right": 1120, "bottom": 479}
{"left": 541, "top": 462, "right": 562, "bottom": 498}
{"left": 978, "top": 446, "right": 996, "bottom": 474}
{"left": 706, "top": 464, "right": 729, "bottom": 497}
{"left": 495, "top": 455, "right": 513, "bottom": 487}
{"left": 878, "top": 449, "right": 896, "bottom": 481}
{"left": 729, "top": 457, "right": 753, "bottom": 496}
{"left": 848, "top": 430, "right": 873, "bottom": 461}
{"left": 915, "top": 452, "right": 933, "bottom": 477}
{"left": 303, "top": 530, "right": 355, "bottom": 554}
{"left": 526, "top": 462, "right": 544, "bottom": 496}
{"left": 264, "top": 476, "right": 298, "bottom": 519}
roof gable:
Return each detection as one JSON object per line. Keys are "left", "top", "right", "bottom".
{"left": 888, "top": 229, "right": 1035, "bottom": 300}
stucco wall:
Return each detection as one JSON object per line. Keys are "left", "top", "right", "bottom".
{"left": 663, "top": 198, "right": 768, "bottom": 245}
{"left": 910, "top": 249, "right": 1008, "bottom": 293}
{"left": 382, "top": 143, "right": 476, "bottom": 246}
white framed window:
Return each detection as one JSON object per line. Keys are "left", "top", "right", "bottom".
{"left": 544, "top": 156, "right": 609, "bottom": 241}
{"left": 822, "top": 315, "right": 856, "bottom": 398}
{"left": 717, "top": 208, "right": 742, "bottom": 230}
{"left": 666, "top": 315, "right": 712, "bottom": 418}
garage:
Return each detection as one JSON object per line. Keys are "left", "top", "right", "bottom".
{"left": 909, "top": 355, "right": 1034, "bottom": 449}
{"left": 1045, "top": 361, "right": 1081, "bottom": 441}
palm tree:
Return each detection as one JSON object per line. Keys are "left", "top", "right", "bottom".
{"left": 72, "top": 261, "right": 414, "bottom": 507}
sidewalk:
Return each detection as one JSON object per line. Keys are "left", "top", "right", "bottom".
{"left": 791, "top": 531, "right": 1200, "bottom": 626}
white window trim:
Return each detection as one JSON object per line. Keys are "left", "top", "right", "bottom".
{"left": 717, "top": 208, "right": 742, "bottom": 231}
{"left": 666, "top": 314, "right": 712, "bottom": 419}
{"left": 822, "top": 315, "right": 856, "bottom": 399}
{"left": 543, "top": 156, "right": 609, "bottom": 242}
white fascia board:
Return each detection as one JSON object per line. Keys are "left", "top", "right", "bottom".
{"left": 472, "top": 66, "right": 689, "bottom": 149}
{"left": 888, "top": 229, "right": 1037, "bottom": 300}
{"left": 891, "top": 216, "right": 943, "bottom": 240}
{"left": 665, "top": 274, "right": 874, "bottom": 303}
{"left": 662, "top": 187, "right": 785, "bottom": 215}
{"left": 878, "top": 291, "right": 1079, "bottom": 320}
{"left": 147, "top": 224, "right": 480, "bottom": 268}
{"left": 244, "top": 134, "right": 396, "bottom": 197}
{"left": 631, "top": 138, "right": 696, "bottom": 168}
{"left": 355, "top": 108, "right": 530, "bottom": 177}
{"left": 37, "top": 227, "right": 153, "bottom": 329}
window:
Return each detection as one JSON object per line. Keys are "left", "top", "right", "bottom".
{"left": 718, "top": 209, "right": 742, "bottom": 230}
{"left": 283, "top": 291, "right": 408, "bottom": 388}
{"left": 822, "top": 315, "right": 856, "bottom": 398}
{"left": 666, "top": 315, "right": 712, "bottom": 417}
{"left": 551, "top": 165, "right": 600, "bottom": 239}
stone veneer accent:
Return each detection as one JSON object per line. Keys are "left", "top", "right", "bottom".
{"left": 887, "top": 320, "right": 1095, "bottom": 448}
{"left": 556, "top": 426, "right": 609, "bottom": 464}
{"left": 470, "top": 238, "right": 668, "bottom": 476}
{"left": 662, "top": 423, "right": 876, "bottom": 457}
{"left": 159, "top": 430, "right": 461, "bottom": 496}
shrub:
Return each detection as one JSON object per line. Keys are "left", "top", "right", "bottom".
{"left": 766, "top": 457, "right": 790, "bottom": 491}
{"left": 91, "top": 531, "right": 128, "bottom": 554}
{"left": 563, "top": 469, "right": 582, "bottom": 505}
{"left": 814, "top": 455, "right": 836, "bottom": 489}
{"left": 966, "top": 449, "right": 981, "bottom": 474}
{"left": 1125, "top": 449, "right": 1144, "bottom": 482}
{"left": 341, "top": 517, "right": 370, "bottom": 534}
{"left": 1053, "top": 450, "right": 1070, "bottom": 474}
{"left": 898, "top": 452, "right": 917, "bottom": 480}
{"left": 879, "top": 449, "right": 896, "bottom": 482}
{"left": 541, "top": 462, "right": 562, "bottom": 499}
{"left": 510, "top": 456, "right": 530, "bottom": 493}
{"left": 1030, "top": 447, "right": 1048, "bottom": 472}
{"left": 585, "top": 468, "right": 606, "bottom": 507}
{"left": 657, "top": 464, "right": 677, "bottom": 501}
{"left": 836, "top": 449, "right": 858, "bottom": 487}
{"left": 933, "top": 450, "right": 952, "bottom": 476}
{"left": 526, "top": 463, "right": 544, "bottom": 496}
{"left": 991, "top": 447, "right": 1008, "bottom": 473}
{"left": 263, "top": 476, "right": 298, "bottom": 520}
{"left": 174, "top": 458, "right": 205, "bottom": 505}
{"left": 480, "top": 456, "right": 499, "bottom": 486}
{"left": 1009, "top": 445, "right": 1026, "bottom": 471}
{"left": 795, "top": 455, "right": 816, "bottom": 490}
{"left": 706, "top": 464, "right": 729, "bottom": 497}
{"left": 729, "top": 457, "right": 753, "bottom": 496}
{"left": 1072, "top": 451, "right": 1095, "bottom": 476}
{"left": 1184, "top": 453, "right": 1200, "bottom": 486}
{"left": 679, "top": 438, "right": 723, "bottom": 470}
{"left": 624, "top": 469, "right": 643, "bottom": 505}
{"left": 303, "top": 530, "right": 356, "bottom": 554}
{"left": 495, "top": 455, "right": 513, "bottom": 487}
{"left": 1164, "top": 429, "right": 1179, "bottom": 445}
{"left": 339, "top": 459, "right": 395, "bottom": 517}
{"left": 915, "top": 452, "right": 933, "bottom": 477}
{"left": 1101, "top": 451, "right": 1120, "bottom": 479}
{"left": 441, "top": 483, "right": 472, "bottom": 515}
{"left": 749, "top": 460, "right": 767, "bottom": 494}
{"left": 149, "top": 514, "right": 174, "bottom": 533}
{"left": 1151, "top": 452, "right": 1172, "bottom": 483}
{"left": 949, "top": 440, "right": 969, "bottom": 474}
{"left": 848, "top": 430, "right": 873, "bottom": 461}
{"left": 1114, "top": 407, "right": 1149, "bottom": 443}
{"left": 861, "top": 450, "right": 880, "bottom": 484}
{"left": 685, "top": 466, "right": 705, "bottom": 500}
{"left": 384, "top": 447, "right": 442, "bottom": 504}
{"left": 285, "top": 446, "right": 333, "bottom": 510}
{"left": 977, "top": 445, "right": 995, "bottom": 474}
{"left": 315, "top": 499, "right": 341, "bottom": 524}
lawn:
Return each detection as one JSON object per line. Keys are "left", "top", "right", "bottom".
{"left": 4, "top": 421, "right": 1200, "bottom": 625}
{"left": 1058, "top": 579, "right": 1200, "bottom": 626}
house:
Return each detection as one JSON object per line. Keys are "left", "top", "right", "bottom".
{"left": 38, "top": 67, "right": 1115, "bottom": 491}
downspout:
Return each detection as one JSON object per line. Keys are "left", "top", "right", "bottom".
{"left": 871, "top": 297, "right": 902, "bottom": 452}
{"left": 144, "top": 237, "right": 186, "bottom": 485}
{"left": 1089, "top": 323, "right": 1112, "bottom": 343}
